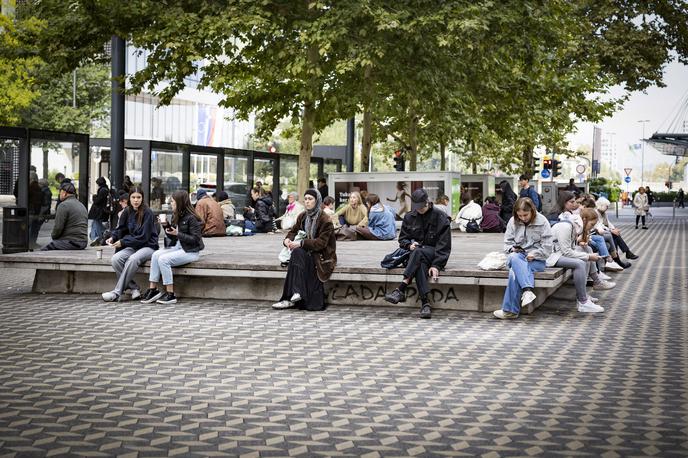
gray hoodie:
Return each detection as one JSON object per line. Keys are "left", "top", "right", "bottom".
{"left": 503, "top": 212, "right": 553, "bottom": 261}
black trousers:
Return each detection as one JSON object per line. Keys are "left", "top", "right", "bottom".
{"left": 280, "top": 247, "right": 325, "bottom": 311}
{"left": 612, "top": 233, "right": 630, "bottom": 254}
{"left": 403, "top": 246, "right": 435, "bottom": 298}
{"left": 635, "top": 215, "right": 646, "bottom": 226}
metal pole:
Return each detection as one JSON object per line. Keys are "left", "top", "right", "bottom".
{"left": 345, "top": 117, "right": 355, "bottom": 172}
{"left": 110, "top": 36, "right": 126, "bottom": 193}
{"left": 638, "top": 120, "right": 650, "bottom": 186}
{"left": 72, "top": 69, "right": 77, "bottom": 108}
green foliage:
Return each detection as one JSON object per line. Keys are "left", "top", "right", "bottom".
{"left": 652, "top": 191, "right": 678, "bottom": 203}
{"left": 589, "top": 176, "right": 622, "bottom": 202}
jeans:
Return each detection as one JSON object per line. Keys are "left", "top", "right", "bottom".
{"left": 149, "top": 242, "right": 200, "bottom": 286}
{"left": 90, "top": 219, "right": 105, "bottom": 241}
{"left": 589, "top": 234, "right": 609, "bottom": 257}
{"left": 111, "top": 247, "right": 156, "bottom": 295}
{"left": 501, "top": 252, "right": 546, "bottom": 314}
{"left": 554, "top": 248, "right": 594, "bottom": 303}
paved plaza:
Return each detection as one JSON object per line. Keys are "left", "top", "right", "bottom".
{"left": 1, "top": 217, "right": 687, "bottom": 457}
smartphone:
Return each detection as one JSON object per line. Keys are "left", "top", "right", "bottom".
{"left": 161, "top": 221, "right": 171, "bottom": 230}
{"left": 512, "top": 246, "right": 524, "bottom": 252}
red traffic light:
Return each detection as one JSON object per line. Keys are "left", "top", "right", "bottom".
{"left": 268, "top": 145, "right": 277, "bottom": 153}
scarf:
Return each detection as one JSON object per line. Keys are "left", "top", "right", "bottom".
{"left": 303, "top": 189, "right": 322, "bottom": 239}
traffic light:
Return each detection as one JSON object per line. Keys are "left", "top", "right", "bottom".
{"left": 552, "top": 159, "right": 561, "bottom": 177}
{"left": 393, "top": 150, "right": 405, "bottom": 171}
{"left": 543, "top": 158, "right": 552, "bottom": 170}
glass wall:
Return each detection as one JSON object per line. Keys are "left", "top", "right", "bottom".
{"left": 279, "top": 156, "right": 298, "bottom": 215}
{"left": 253, "top": 158, "right": 275, "bottom": 193}
{"left": 224, "top": 155, "right": 248, "bottom": 210}
{"left": 150, "top": 148, "right": 183, "bottom": 210}
{"left": 125, "top": 149, "right": 144, "bottom": 186}
{"left": 190, "top": 152, "right": 217, "bottom": 197}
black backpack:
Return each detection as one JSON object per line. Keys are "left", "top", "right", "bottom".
{"left": 381, "top": 247, "right": 411, "bottom": 269}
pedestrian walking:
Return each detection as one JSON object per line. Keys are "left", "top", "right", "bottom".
{"left": 677, "top": 188, "right": 685, "bottom": 208}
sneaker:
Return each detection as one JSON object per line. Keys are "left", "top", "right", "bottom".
{"left": 384, "top": 288, "right": 405, "bottom": 305}
{"left": 419, "top": 303, "right": 432, "bottom": 319}
{"left": 493, "top": 309, "right": 519, "bottom": 319}
{"left": 593, "top": 280, "right": 616, "bottom": 290}
{"left": 642, "top": 226, "right": 648, "bottom": 230}
{"left": 272, "top": 300, "right": 295, "bottom": 309}
{"left": 101, "top": 291, "right": 120, "bottom": 302}
{"left": 616, "top": 259, "right": 631, "bottom": 269}
{"left": 626, "top": 252, "right": 639, "bottom": 260}
{"left": 89, "top": 239, "right": 101, "bottom": 247}
{"left": 156, "top": 292, "right": 178, "bottom": 304}
{"left": 598, "top": 272, "right": 613, "bottom": 281}
{"left": 521, "top": 290, "right": 537, "bottom": 308}
{"left": 140, "top": 288, "right": 164, "bottom": 304}
{"left": 577, "top": 299, "right": 605, "bottom": 313}
{"left": 290, "top": 292, "right": 302, "bottom": 303}
{"left": 130, "top": 289, "right": 142, "bottom": 300}
{"left": 604, "top": 261, "right": 624, "bottom": 272}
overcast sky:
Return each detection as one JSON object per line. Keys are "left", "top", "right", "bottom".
{"left": 567, "top": 61, "right": 688, "bottom": 177}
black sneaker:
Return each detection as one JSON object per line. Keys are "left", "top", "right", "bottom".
{"left": 156, "top": 292, "right": 177, "bottom": 305}
{"left": 642, "top": 226, "right": 648, "bottom": 230}
{"left": 384, "top": 288, "right": 405, "bottom": 304}
{"left": 420, "top": 303, "right": 432, "bottom": 319}
{"left": 626, "top": 252, "right": 639, "bottom": 260}
{"left": 140, "top": 288, "right": 164, "bottom": 304}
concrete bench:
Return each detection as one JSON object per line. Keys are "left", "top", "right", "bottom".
{"left": 0, "top": 233, "right": 571, "bottom": 313}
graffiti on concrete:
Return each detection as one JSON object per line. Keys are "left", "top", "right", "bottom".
{"left": 327, "top": 283, "right": 460, "bottom": 304}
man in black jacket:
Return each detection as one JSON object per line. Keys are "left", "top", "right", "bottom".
{"left": 384, "top": 188, "right": 452, "bottom": 319}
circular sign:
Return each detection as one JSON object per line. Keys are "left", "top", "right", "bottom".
{"left": 541, "top": 169, "right": 551, "bottom": 178}
{"left": 624, "top": 176, "right": 632, "bottom": 184}
{"left": 576, "top": 164, "right": 586, "bottom": 174}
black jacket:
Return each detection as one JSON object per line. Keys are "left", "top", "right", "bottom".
{"left": 398, "top": 203, "right": 452, "bottom": 269}
{"left": 254, "top": 195, "right": 275, "bottom": 232}
{"left": 111, "top": 207, "right": 159, "bottom": 252}
{"left": 88, "top": 184, "right": 110, "bottom": 222}
{"left": 166, "top": 211, "right": 205, "bottom": 252}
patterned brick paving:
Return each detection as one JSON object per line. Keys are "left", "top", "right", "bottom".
{"left": 0, "top": 219, "right": 687, "bottom": 457}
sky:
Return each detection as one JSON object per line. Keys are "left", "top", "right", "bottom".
{"left": 567, "top": 61, "right": 688, "bottom": 178}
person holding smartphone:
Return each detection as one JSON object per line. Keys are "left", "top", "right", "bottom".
{"left": 493, "top": 197, "right": 553, "bottom": 319}
{"left": 102, "top": 186, "right": 159, "bottom": 302}
{"left": 140, "top": 190, "right": 204, "bottom": 305}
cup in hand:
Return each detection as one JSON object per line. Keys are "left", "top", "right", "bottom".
{"left": 159, "top": 213, "right": 167, "bottom": 224}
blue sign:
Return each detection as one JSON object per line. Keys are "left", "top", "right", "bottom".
{"left": 624, "top": 176, "right": 632, "bottom": 183}
{"left": 541, "top": 169, "right": 551, "bottom": 178}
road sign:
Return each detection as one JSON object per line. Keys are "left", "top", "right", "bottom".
{"left": 576, "top": 164, "right": 586, "bottom": 174}
{"left": 624, "top": 176, "right": 632, "bottom": 183}
{"left": 541, "top": 169, "right": 551, "bottom": 179}
{"left": 624, "top": 168, "right": 632, "bottom": 176}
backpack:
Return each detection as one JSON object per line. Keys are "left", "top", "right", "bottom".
{"left": 465, "top": 219, "right": 481, "bottom": 233}
{"left": 381, "top": 247, "right": 411, "bottom": 269}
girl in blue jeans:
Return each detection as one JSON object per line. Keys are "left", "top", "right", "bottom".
{"left": 494, "top": 198, "right": 553, "bottom": 319}
{"left": 140, "top": 190, "right": 204, "bottom": 305}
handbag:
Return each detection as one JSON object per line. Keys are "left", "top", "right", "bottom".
{"left": 465, "top": 219, "right": 481, "bottom": 233}
{"left": 335, "top": 225, "right": 358, "bottom": 241}
{"left": 477, "top": 251, "right": 507, "bottom": 270}
{"left": 380, "top": 247, "right": 411, "bottom": 269}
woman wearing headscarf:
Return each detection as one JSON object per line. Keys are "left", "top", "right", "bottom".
{"left": 272, "top": 189, "right": 337, "bottom": 311}
{"left": 498, "top": 180, "right": 518, "bottom": 225}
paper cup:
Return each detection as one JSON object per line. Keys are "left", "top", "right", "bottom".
{"left": 159, "top": 213, "right": 167, "bottom": 223}
{"left": 96, "top": 249, "right": 103, "bottom": 260}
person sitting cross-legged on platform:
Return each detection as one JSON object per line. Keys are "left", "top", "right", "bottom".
{"left": 41, "top": 182, "right": 88, "bottom": 251}
{"left": 354, "top": 194, "right": 396, "bottom": 240}
{"left": 102, "top": 186, "right": 159, "bottom": 302}
{"left": 493, "top": 198, "right": 552, "bottom": 320}
{"left": 141, "top": 190, "right": 204, "bottom": 305}
{"left": 272, "top": 189, "right": 336, "bottom": 311}
{"left": 195, "top": 188, "right": 226, "bottom": 237}
{"left": 384, "top": 188, "right": 452, "bottom": 319}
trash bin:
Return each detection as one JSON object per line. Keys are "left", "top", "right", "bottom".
{"left": 2, "top": 207, "right": 29, "bottom": 254}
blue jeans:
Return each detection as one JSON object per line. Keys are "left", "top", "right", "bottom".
{"left": 90, "top": 219, "right": 105, "bottom": 241}
{"left": 149, "top": 242, "right": 200, "bottom": 286}
{"left": 501, "top": 252, "right": 546, "bottom": 314}
{"left": 589, "top": 234, "right": 609, "bottom": 257}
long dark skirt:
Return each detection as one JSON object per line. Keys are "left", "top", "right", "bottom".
{"left": 280, "top": 247, "right": 326, "bottom": 311}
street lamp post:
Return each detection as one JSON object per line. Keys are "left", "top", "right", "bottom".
{"left": 638, "top": 120, "right": 650, "bottom": 186}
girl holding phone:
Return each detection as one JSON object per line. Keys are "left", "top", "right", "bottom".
{"left": 140, "top": 190, "right": 204, "bottom": 305}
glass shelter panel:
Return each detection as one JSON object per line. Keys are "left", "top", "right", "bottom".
{"left": 30, "top": 140, "right": 81, "bottom": 212}
{"left": 150, "top": 149, "right": 183, "bottom": 210}
{"left": 253, "top": 158, "right": 275, "bottom": 194}
{"left": 125, "top": 149, "right": 144, "bottom": 186}
{"left": 224, "top": 155, "right": 248, "bottom": 210}
{"left": 278, "top": 156, "right": 298, "bottom": 215}
{"left": 190, "top": 153, "right": 218, "bottom": 197}
{"left": 0, "top": 139, "right": 21, "bottom": 246}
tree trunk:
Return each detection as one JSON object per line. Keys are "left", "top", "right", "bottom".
{"left": 298, "top": 102, "right": 316, "bottom": 198}
{"left": 522, "top": 146, "right": 534, "bottom": 177}
{"left": 361, "top": 110, "right": 372, "bottom": 172}
{"left": 439, "top": 140, "right": 446, "bottom": 171}
{"left": 409, "top": 112, "right": 418, "bottom": 171}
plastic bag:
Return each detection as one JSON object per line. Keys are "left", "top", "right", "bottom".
{"left": 278, "top": 230, "right": 307, "bottom": 263}
{"left": 477, "top": 251, "right": 507, "bottom": 270}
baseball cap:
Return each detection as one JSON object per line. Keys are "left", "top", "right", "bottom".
{"left": 410, "top": 188, "right": 429, "bottom": 211}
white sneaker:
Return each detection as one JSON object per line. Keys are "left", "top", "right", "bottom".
{"left": 290, "top": 293, "right": 302, "bottom": 303}
{"left": 593, "top": 280, "right": 616, "bottom": 290}
{"left": 493, "top": 309, "right": 518, "bottom": 319}
{"left": 130, "top": 289, "right": 141, "bottom": 300}
{"left": 605, "top": 261, "right": 624, "bottom": 272}
{"left": 598, "top": 272, "right": 613, "bottom": 281}
{"left": 521, "top": 290, "right": 537, "bottom": 307}
{"left": 577, "top": 299, "right": 605, "bottom": 313}
{"left": 272, "top": 300, "right": 295, "bottom": 309}
{"left": 101, "top": 291, "right": 120, "bottom": 302}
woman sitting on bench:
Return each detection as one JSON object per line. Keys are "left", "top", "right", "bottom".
{"left": 493, "top": 197, "right": 552, "bottom": 320}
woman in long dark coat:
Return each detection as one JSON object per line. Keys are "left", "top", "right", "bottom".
{"left": 272, "top": 189, "right": 337, "bottom": 311}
